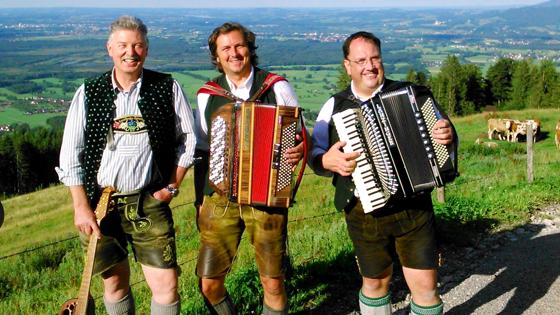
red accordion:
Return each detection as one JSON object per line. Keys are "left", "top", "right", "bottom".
{"left": 208, "top": 101, "right": 306, "bottom": 208}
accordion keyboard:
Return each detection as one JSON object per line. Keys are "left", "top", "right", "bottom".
{"left": 333, "top": 108, "right": 390, "bottom": 213}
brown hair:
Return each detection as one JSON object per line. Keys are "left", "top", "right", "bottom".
{"left": 342, "top": 31, "right": 381, "bottom": 59}
{"left": 208, "top": 22, "right": 258, "bottom": 72}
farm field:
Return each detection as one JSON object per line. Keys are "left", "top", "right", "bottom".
{"left": 2, "top": 108, "right": 560, "bottom": 314}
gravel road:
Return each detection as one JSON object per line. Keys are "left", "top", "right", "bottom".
{"left": 300, "top": 204, "right": 560, "bottom": 314}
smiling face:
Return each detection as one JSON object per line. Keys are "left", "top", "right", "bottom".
{"left": 214, "top": 30, "right": 252, "bottom": 80}
{"left": 107, "top": 29, "right": 148, "bottom": 80}
{"left": 343, "top": 37, "right": 385, "bottom": 98}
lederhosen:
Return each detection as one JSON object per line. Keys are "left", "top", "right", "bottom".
{"left": 195, "top": 68, "right": 291, "bottom": 279}
{"left": 327, "top": 80, "right": 455, "bottom": 277}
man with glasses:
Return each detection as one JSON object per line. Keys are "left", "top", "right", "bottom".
{"left": 309, "top": 31, "right": 456, "bottom": 315}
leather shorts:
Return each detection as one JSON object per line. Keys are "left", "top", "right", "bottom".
{"left": 80, "top": 190, "right": 177, "bottom": 275}
{"left": 196, "top": 194, "right": 288, "bottom": 278}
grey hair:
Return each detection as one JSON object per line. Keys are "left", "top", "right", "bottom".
{"left": 108, "top": 15, "right": 149, "bottom": 46}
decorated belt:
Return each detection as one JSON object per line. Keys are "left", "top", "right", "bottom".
{"left": 112, "top": 115, "right": 147, "bottom": 133}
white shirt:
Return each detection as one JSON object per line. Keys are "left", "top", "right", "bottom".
{"left": 195, "top": 67, "right": 299, "bottom": 151}
{"left": 56, "top": 69, "right": 196, "bottom": 193}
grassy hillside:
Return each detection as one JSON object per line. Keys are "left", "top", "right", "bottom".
{"left": 1, "top": 108, "right": 560, "bottom": 314}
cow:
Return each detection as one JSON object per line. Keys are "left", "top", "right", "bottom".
{"left": 508, "top": 120, "right": 528, "bottom": 142}
{"left": 554, "top": 120, "right": 560, "bottom": 149}
{"left": 487, "top": 118, "right": 512, "bottom": 141}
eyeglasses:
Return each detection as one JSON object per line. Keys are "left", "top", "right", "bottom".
{"left": 347, "top": 57, "right": 383, "bottom": 67}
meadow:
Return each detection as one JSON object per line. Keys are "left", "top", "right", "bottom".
{"left": 2, "top": 108, "right": 560, "bottom": 314}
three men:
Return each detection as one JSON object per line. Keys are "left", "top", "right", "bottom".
{"left": 310, "top": 31, "right": 456, "bottom": 315}
{"left": 194, "top": 22, "right": 304, "bottom": 315}
{"left": 57, "top": 15, "right": 195, "bottom": 314}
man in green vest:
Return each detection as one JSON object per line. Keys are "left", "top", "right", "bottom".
{"left": 194, "top": 22, "right": 304, "bottom": 315}
{"left": 310, "top": 32, "right": 457, "bottom": 315}
{"left": 56, "top": 15, "right": 196, "bottom": 315}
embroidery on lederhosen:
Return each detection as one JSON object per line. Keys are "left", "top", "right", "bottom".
{"left": 115, "top": 195, "right": 152, "bottom": 232}
{"left": 162, "top": 238, "right": 176, "bottom": 263}
{"left": 112, "top": 115, "right": 148, "bottom": 134}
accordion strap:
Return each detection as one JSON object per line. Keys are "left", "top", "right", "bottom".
{"left": 197, "top": 73, "right": 286, "bottom": 103}
{"left": 197, "top": 81, "right": 242, "bottom": 101}
{"left": 248, "top": 73, "right": 287, "bottom": 102}
{"left": 290, "top": 114, "right": 308, "bottom": 206}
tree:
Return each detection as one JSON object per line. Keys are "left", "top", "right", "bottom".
{"left": 486, "top": 58, "right": 515, "bottom": 108}
{"left": 431, "top": 55, "right": 464, "bottom": 116}
{"left": 510, "top": 59, "right": 534, "bottom": 109}
{"left": 336, "top": 62, "right": 351, "bottom": 91}
{"left": 462, "top": 64, "right": 486, "bottom": 114}
{"left": 406, "top": 68, "right": 428, "bottom": 86}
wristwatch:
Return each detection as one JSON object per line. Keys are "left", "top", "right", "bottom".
{"left": 165, "top": 185, "right": 179, "bottom": 197}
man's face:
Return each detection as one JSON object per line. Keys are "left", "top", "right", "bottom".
{"left": 215, "top": 30, "right": 251, "bottom": 77}
{"left": 343, "top": 37, "right": 385, "bottom": 95}
{"left": 107, "top": 29, "right": 148, "bottom": 78}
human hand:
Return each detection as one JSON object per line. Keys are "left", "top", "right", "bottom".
{"left": 321, "top": 141, "right": 360, "bottom": 176}
{"left": 432, "top": 119, "right": 453, "bottom": 145}
{"left": 74, "top": 204, "right": 101, "bottom": 238}
{"left": 153, "top": 188, "right": 174, "bottom": 203}
{"left": 285, "top": 134, "right": 304, "bottom": 165}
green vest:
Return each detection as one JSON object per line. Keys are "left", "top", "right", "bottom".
{"left": 83, "top": 69, "right": 177, "bottom": 204}
{"left": 203, "top": 68, "right": 279, "bottom": 195}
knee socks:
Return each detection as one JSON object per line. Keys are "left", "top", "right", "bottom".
{"left": 104, "top": 290, "right": 135, "bottom": 315}
{"left": 410, "top": 299, "right": 444, "bottom": 315}
{"left": 358, "top": 290, "right": 392, "bottom": 315}
{"left": 211, "top": 292, "right": 236, "bottom": 315}
{"left": 262, "top": 301, "right": 288, "bottom": 315}
{"left": 151, "top": 298, "right": 181, "bottom": 315}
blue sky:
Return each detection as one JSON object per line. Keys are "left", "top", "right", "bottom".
{"left": 0, "top": 0, "right": 546, "bottom": 8}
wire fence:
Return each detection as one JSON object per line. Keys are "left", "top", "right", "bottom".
{"left": 0, "top": 143, "right": 552, "bottom": 306}
{"left": 0, "top": 161, "right": 548, "bottom": 262}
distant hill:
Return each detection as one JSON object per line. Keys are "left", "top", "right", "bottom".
{"left": 532, "top": 0, "right": 560, "bottom": 7}
{"left": 480, "top": 0, "right": 560, "bottom": 28}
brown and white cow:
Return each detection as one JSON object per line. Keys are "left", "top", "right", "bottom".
{"left": 508, "top": 120, "right": 528, "bottom": 142}
{"left": 487, "top": 118, "right": 512, "bottom": 141}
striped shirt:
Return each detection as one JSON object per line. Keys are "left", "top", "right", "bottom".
{"left": 56, "top": 70, "right": 196, "bottom": 193}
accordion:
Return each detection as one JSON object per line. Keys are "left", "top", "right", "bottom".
{"left": 208, "top": 101, "right": 306, "bottom": 208}
{"left": 332, "top": 85, "right": 457, "bottom": 213}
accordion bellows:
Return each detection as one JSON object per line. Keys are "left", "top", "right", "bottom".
{"left": 332, "top": 85, "right": 457, "bottom": 213}
{"left": 209, "top": 101, "right": 304, "bottom": 208}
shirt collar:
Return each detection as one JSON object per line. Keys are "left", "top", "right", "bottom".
{"left": 225, "top": 67, "right": 254, "bottom": 91}
{"left": 111, "top": 68, "right": 143, "bottom": 92}
{"left": 350, "top": 80, "right": 384, "bottom": 102}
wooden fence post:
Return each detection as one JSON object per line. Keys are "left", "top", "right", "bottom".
{"left": 527, "top": 123, "right": 534, "bottom": 183}
{"left": 436, "top": 187, "right": 445, "bottom": 203}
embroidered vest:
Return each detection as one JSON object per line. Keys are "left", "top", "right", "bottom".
{"left": 83, "top": 69, "right": 176, "bottom": 204}
{"left": 202, "top": 68, "right": 281, "bottom": 195}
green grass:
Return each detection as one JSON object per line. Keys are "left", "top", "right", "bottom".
{"left": 3, "top": 108, "right": 560, "bottom": 313}
{"left": 0, "top": 106, "right": 64, "bottom": 127}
